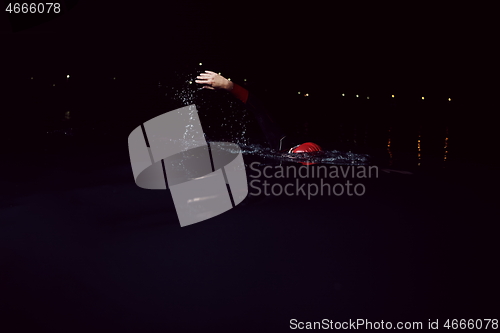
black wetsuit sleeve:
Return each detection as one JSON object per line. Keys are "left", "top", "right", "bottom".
{"left": 230, "top": 83, "right": 286, "bottom": 150}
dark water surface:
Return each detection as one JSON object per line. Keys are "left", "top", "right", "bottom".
{"left": 1, "top": 72, "right": 498, "bottom": 332}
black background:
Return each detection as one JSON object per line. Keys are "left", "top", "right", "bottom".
{"left": 1, "top": 2, "right": 499, "bottom": 332}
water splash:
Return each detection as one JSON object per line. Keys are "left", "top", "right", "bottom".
{"left": 165, "top": 69, "right": 255, "bottom": 147}
{"left": 210, "top": 142, "right": 371, "bottom": 166}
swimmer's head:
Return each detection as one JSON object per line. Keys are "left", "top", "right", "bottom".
{"left": 288, "top": 142, "right": 322, "bottom": 154}
{"left": 288, "top": 142, "right": 323, "bottom": 165}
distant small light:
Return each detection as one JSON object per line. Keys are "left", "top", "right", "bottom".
{"left": 367, "top": 96, "right": 370, "bottom": 99}
{"left": 355, "top": 94, "right": 359, "bottom": 98}
{"left": 113, "top": 77, "right": 116, "bottom": 80}
{"left": 52, "top": 84, "right": 55, "bottom": 87}
{"left": 391, "top": 94, "right": 394, "bottom": 98}
{"left": 189, "top": 81, "right": 192, "bottom": 84}
{"left": 31, "top": 77, "right": 33, "bottom": 80}
{"left": 304, "top": 93, "right": 309, "bottom": 97}
{"left": 218, "top": 72, "right": 221, "bottom": 75}
{"left": 341, "top": 93, "right": 345, "bottom": 96}
{"left": 298, "top": 91, "right": 301, "bottom": 94}
{"left": 421, "top": 96, "right": 425, "bottom": 100}
{"left": 228, "top": 78, "right": 231, "bottom": 81}
{"left": 199, "top": 62, "right": 202, "bottom": 66}
{"left": 448, "top": 98, "right": 451, "bottom": 101}
{"left": 66, "top": 75, "right": 70, "bottom": 79}
{"left": 243, "top": 79, "right": 247, "bottom": 82}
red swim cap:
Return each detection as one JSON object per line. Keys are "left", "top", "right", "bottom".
{"left": 288, "top": 142, "right": 322, "bottom": 165}
{"left": 290, "top": 142, "right": 322, "bottom": 153}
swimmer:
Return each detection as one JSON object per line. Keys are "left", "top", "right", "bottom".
{"left": 195, "top": 71, "right": 411, "bottom": 174}
{"left": 195, "top": 70, "right": 321, "bottom": 153}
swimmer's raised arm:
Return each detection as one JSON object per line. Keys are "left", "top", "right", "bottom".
{"left": 195, "top": 70, "right": 249, "bottom": 103}
{"left": 196, "top": 69, "right": 282, "bottom": 149}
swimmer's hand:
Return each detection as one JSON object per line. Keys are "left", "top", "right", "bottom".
{"left": 195, "top": 71, "right": 234, "bottom": 91}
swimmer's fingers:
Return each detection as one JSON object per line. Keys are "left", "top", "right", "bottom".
{"left": 196, "top": 73, "right": 215, "bottom": 82}
{"left": 197, "top": 73, "right": 212, "bottom": 78}
{"left": 195, "top": 78, "right": 214, "bottom": 85}
{"left": 194, "top": 81, "right": 215, "bottom": 89}
{"left": 204, "top": 70, "right": 218, "bottom": 75}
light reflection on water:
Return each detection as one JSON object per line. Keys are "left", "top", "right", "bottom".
{"left": 44, "top": 112, "right": 454, "bottom": 169}
{"left": 204, "top": 119, "right": 453, "bottom": 169}
{"left": 229, "top": 143, "right": 371, "bottom": 166}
